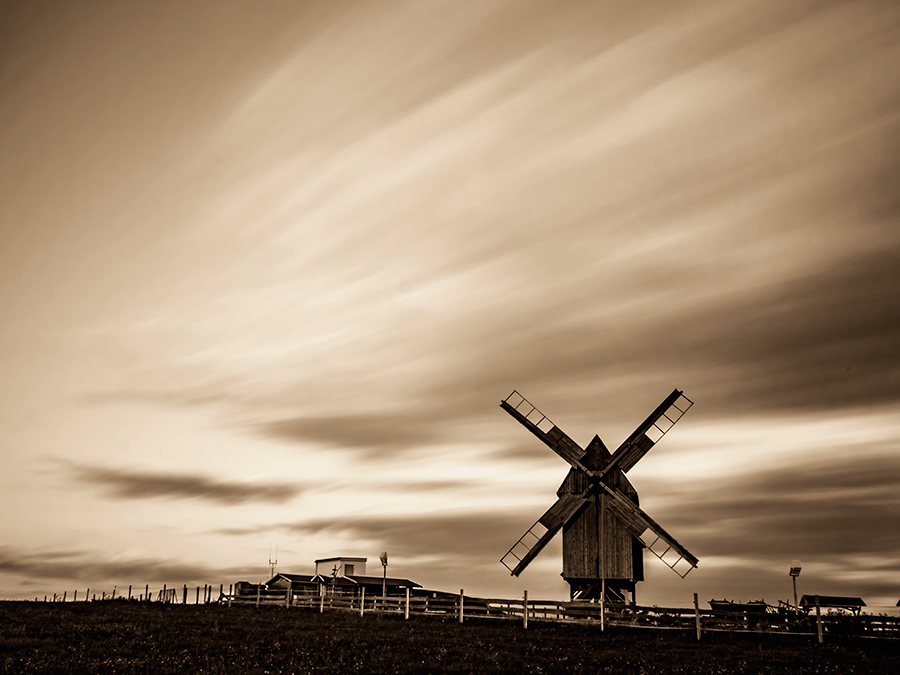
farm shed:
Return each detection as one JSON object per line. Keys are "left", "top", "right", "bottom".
{"left": 799, "top": 595, "right": 866, "bottom": 615}
{"left": 264, "top": 573, "right": 321, "bottom": 594}
{"left": 310, "top": 572, "right": 421, "bottom": 596}
{"left": 315, "top": 556, "right": 368, "bottom": 577}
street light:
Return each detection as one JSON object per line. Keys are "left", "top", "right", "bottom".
{"left": 789, "top": 560, "right": 801, "bottom": 608}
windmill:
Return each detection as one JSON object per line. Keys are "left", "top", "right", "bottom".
{"left": 499, "top": 388, "right": 698, "bottom": 603}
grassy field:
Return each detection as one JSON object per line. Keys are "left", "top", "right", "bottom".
{"left": 1, "top": 601, "right": 898, "bottom": 674}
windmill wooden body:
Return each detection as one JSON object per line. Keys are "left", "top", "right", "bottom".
{"left": 500, "top": 389, "right": 698, "bottom": 602}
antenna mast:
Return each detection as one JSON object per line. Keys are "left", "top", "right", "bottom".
{"left": 268, "top": 543, "right": 278, "bottom": 577}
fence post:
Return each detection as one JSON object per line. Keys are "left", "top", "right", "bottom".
{"left": 459, "top": 589, "right": 464, "bottom": 624}
{"left": 74, "top": 590, "right": 78, "bottom": 602}
{"left": 255, "top": 584, "right": 260, "bottom": 608}
{"left": 694, "top": 593, "right": 701, "bottom": 641}
{"left": 815, "top": 595, "right": 824, "bottom": 644}
{"left": 145, "top": 584, "right": 149, "bottom": 602}
{"left": 285, "top": 586, "right": 291, "bottom": 608}
{"left": 219, "top": 584, "right": 223, "bottom": 604}
{"left": 86, "top": 588, "right": 89, "bottom": 602}
{"left": 360, "top": 587, "right": 365, "bottom": 617}
{"left": 319, "top": 587, "right": 325, "bottom": 614}
{"left": 523, "top": 590, "right": 528, "bottom": 629}
{"left": 405, "top": 587, "right": 410, "bottom": 620}
{"left": 63, "top": 591, "right": 67, "bottom": 602}
{"left": 228, "top": 584, "right": 232, "bottom": 608}
{"left": 112, "top": 586, "right": 116, "bottom": 600}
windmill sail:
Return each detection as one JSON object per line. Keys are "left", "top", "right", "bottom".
{"left": 596, "top": 389, "right": 693, "bottom": 478}
{"left": 599, "top": 482, "right": 698, "bottom": 576}
{"left": 500, "top": 391, "right": 588, "bottom": 472}
{"left": 500, "top": 491, "right": 590, "bottom": 576}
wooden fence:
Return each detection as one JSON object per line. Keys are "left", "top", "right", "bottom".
{"left": 228, "top": 588, "right": 900, "bottom": 640}
{"left": 35, "top": 586, "right": 900, "bottom": 641}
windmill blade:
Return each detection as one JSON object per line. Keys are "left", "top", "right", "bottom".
{"left": 500, "top": 491, "right": 590, "bottom": 576}
{"left": 595, "top": 389, "right": 693, "bottom": 478}
{"left": 598, "top": 482, "right": 699, "bottom": 576}
{"left": 500, "top": 391, "right": 588, "bottom": 473}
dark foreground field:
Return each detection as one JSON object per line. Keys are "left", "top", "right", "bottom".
{"left": 1, "top": 602, "right": 898, "bottom": 674}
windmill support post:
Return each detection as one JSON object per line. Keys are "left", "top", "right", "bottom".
{"left": 600, "top": 578, "right": 606, "bottom": 632}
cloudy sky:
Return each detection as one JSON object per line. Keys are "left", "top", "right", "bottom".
{"left": 1, "top": 0, "right": 898, "bottom": 608}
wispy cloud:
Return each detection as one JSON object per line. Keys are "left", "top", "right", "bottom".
{"left": 0, "top": 546, "right": 254, "bottom": 585}
{"left": 68, "top": 463, "right": 301, "bottom": 505}
{"left": 666, "top": 453, "right": 900, "bottom": 559}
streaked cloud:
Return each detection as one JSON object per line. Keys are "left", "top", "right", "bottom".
{"left": 0, "top": 546, "right": 254, "bottom": 585}
{"left": 68, "top": 463, "right": 302, "bottom": 505}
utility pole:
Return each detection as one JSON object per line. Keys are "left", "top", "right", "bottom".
{"left": 789, "top": 561, "right": 802, "bottom": 608}
{"left": 380, "top": 551, "right": 388, "bottom": 600}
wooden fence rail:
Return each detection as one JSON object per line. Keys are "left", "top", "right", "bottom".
{"left": 34, "top": 587, "right": 900, "bottom": 640}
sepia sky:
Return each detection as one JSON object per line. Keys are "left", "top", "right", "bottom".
{"left": 1, "top": 0, "right": 899, "bottom": 607}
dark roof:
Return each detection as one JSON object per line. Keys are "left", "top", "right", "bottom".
{"left": 347, "top": 575, "right": 421, "bottom": 588}
{"left": 799, "top": 595, "right": 866, "bottom": 608}
{"left": 265, "top": 573, "right": 317, "bottom": 586}
{"left": 309, "top": 573, "right": 420, "bottom": 588}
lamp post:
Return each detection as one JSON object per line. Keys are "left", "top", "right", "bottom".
{"left": 380, "top": 551, "right": 388, "bottom": 600}
{"left": 789, "top": 560, "right": 801, "bottom": 608}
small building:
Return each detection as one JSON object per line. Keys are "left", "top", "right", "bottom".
{"left": 315, "top": 556, "right": 367, "bottom": 577}
{"left": 325, "top": 574, "right": 421, "bottom": 597}
{"left": 234, "top": 555, "right": 422, "bottom": 601}
{"left": 264, "top": 573, "right": 320, "bottom": 595}
{"left": 799, "top": 595, "right": 866, "bottom": 615}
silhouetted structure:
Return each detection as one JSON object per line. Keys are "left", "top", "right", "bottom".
{"left": 500, "top": 389, "right": 698, "bottom": 602}
{"left": 800, "top": 595, "right": 866, "bottom": 615}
